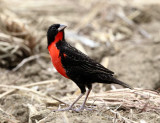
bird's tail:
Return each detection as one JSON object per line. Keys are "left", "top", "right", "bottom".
{"left": 100, "top": 76, "right": 132, "bottom": 89}
{"left": 112, "top": 78, "right": 132, "bottom": 89}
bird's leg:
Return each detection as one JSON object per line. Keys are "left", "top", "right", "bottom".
{"left": 56, "top": 93, "right": 84, "bottom": 111}
{"left": 67, "top": 93, "right": 84, "bottom": 109}
{"left": 75, "top": 88, "right": 91, "bottom": 111}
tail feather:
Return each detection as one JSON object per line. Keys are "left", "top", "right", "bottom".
{"left": 112, "top": 78, "right": 132, "bottom": 89}
{"left": 97, "top": 74, "right": 132, "bottom": 89}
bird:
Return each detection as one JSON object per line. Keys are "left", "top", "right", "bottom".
{"left": 47, "top": 24, "right": 132, "bottom": 111}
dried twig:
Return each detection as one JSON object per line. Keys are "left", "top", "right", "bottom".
{"left": 0, "top": 107, "right": 20, "bottom": 123}
{"left": 0, "top": 85, "right": 47, "bottom": 97}
{"left": 74, "top": 0, "right": 106, "bottom": 31}
{"left": 62, "top": 112, "right": 69, "bottom": 123}
{"left": 117, "top": 9, "right": 151, "bottom": 39}
{"left": 0, "top": 79, "right": 58, "bottom": 98}
{"left": 66, "top": 31, "right": 99, "bottom": 47}
{"left": 110, "top": 109, "right": 138, "bottom": 123}
{"left": 12, "top": 53, "right": 49, "bottom": 71}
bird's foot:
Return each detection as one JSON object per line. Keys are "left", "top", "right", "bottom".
{"left": 74, "top": 105, "right": 95, "bottom": 112}
{"left": 53, "top": 106, "right": 74, "bottom": 112}
{"left": 54, "top": 105, "right": 96, "bottom": 112}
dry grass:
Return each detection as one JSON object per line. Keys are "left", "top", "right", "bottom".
{"left": 0, "top": 81, "right": 159, "bottom": 122}
{"left": 0, "top": 11, "right": 38, "bottom": 69}
{"left": 0, "top": 0, "right": 160, "bottom": 123}
{"left": 49, "top": 88, "right": 160, "bottom": 113}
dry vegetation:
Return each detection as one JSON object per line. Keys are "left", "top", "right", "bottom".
{"left": 0, "top": 0, "right": 160, "bottom": 123}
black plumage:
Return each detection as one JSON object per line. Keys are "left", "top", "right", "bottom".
{"left": 47, "top": 24, "right": 131, "bottom": 111}
{"left": 56, "top": 40, "right": 131, "bottom": 93}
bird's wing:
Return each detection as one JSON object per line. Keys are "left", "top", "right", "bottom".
{"left": 61, "top": 42, "right": 114, "bottom": 75}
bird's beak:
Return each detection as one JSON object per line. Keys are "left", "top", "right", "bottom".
{"left": 58, "top": 25, "right": 67, "bottom": 32}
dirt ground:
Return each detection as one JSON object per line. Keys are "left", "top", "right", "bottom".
{"left": 0, "top": 0, "right": 160, "bottom": 123}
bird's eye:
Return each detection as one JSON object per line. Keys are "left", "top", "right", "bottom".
{"left": 52, "top": 27, "right": 56, "bottom": 30}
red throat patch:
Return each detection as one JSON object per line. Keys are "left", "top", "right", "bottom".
{"left": 48, "top": 31, "right": 69, "bottom": 79}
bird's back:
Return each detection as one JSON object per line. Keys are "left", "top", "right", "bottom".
{"left": 56, "top": 40, "right": 115, "bottom": 83}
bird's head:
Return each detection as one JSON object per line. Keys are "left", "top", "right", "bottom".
{"left": 47, "top": 24, "right": 67, "bottom": 47}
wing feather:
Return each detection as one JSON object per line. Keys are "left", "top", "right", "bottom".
{"left": 62, "top": 42, "right": 114, "bottom": 75}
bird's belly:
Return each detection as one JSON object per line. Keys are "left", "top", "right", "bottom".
{"left": 48, "top": 43, "right": 69, "bottom": 78}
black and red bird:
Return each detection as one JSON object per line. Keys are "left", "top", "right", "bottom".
{"left": 47, "top": 24, "right": 131, "bottom": 111}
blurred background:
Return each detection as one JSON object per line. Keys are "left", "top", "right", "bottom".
{"left": 0, "top": 0, "right": 160, "bottom": 122}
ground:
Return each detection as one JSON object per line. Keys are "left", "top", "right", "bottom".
{"left": 0, "top": 0, "right": 160, "bottom": 123}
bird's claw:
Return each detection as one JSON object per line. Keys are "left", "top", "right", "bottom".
{"left": 53, "top": 107, "right": 74, "bottom": 112}
{"left": 73, "top": 106, "right": 96, "bottom": 112}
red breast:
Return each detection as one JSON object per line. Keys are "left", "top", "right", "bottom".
{"left": 48, "top": 31, "right": 69, "bottom": 78}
